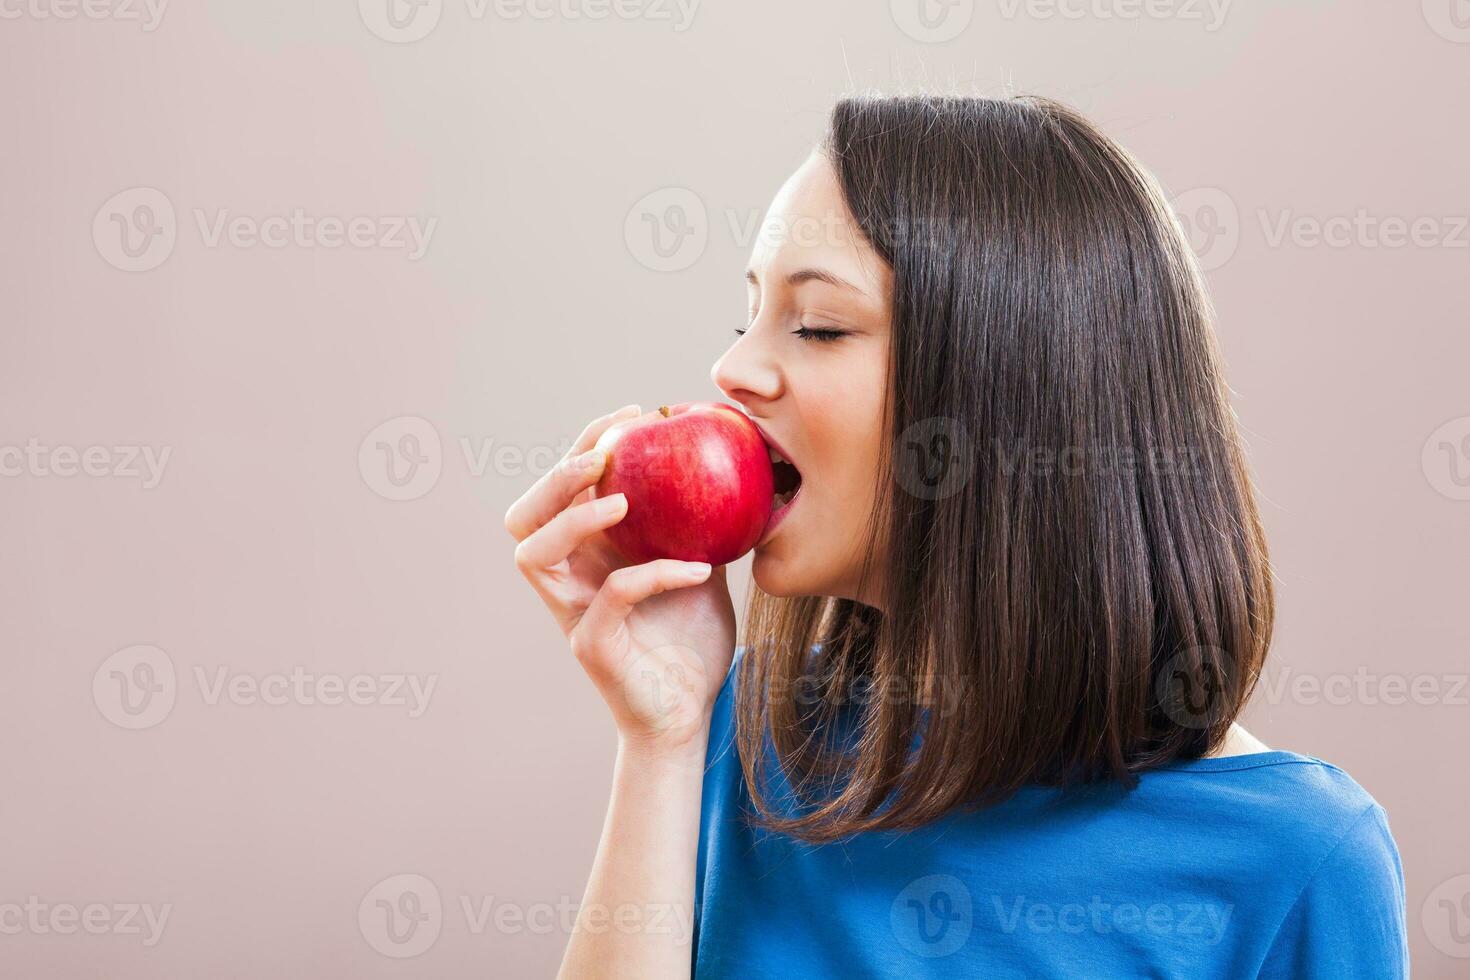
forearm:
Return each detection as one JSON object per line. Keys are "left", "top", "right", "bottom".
{"left": 557, "top": 729, "right": 710, "bottom": 980}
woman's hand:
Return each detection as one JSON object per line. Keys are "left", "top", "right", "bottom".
{"left": 509, "top": 409, "right": 729, "bottom": 979}
{"left": 504, "top": 404, "right": 738, "bottom": 755}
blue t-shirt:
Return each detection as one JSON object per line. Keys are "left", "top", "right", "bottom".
{"left": 693, "top": 652, "right": 1408, "bottom": 978}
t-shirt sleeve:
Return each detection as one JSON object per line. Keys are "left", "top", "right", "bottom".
{"left": 1257, "top": 803, "right": 1409, "bottom": 979}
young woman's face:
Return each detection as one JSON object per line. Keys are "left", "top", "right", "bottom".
{"left": 710, "top": 152, "right": 893, "bottom": 604}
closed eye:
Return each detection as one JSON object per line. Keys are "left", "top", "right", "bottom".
{"left": 732, "top": 326, "right": 851, "bottom": 343}
{"left": 793, "top": 326, "right": 848, "bottom": 343}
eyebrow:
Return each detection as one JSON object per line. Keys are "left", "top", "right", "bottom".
{"left": 745, "top": 267, "right": 869, "bottom": 297}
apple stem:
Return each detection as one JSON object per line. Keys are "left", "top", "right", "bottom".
{"left": 658, "top": 406, "right": 671, "bottom": 418}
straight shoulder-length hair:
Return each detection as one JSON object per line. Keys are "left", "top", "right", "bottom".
{"left": 736, "top": 94, "right": 1275, "bottom": 844}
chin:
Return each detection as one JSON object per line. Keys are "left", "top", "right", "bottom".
{"left": 751, "top": 547, "right": 846, "bottom": 601}
{"left": 750, "top": 549, "right": 791, "bottom": 596}
{"left": 751, "top": 546, "right": 809, "bottom": 598}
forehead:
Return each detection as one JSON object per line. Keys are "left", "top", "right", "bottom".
{"left": 748, "top": 153, "right": 885, "bottom": 288}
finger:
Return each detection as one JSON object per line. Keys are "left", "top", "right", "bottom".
{"left": 504, "top": 404, "right": 639, "bottom": 539}
{"left": 513, "top": 493, "right": 628, "bottom": 582}
{"left": 504, "top": 447, "right": 608, "bottom": 542}
{"left": 569, "top": 403, "right": 642, "bottom": 457}
{"left": 573, "top": 559, "right": 714, "bottom": 654}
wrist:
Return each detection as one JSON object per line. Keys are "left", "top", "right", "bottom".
{"left": 617, "top": 723, "right": 712, "bottom": 773}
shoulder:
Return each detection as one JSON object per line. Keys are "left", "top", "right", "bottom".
{"left": 1262, "top": 755, "right": 1397, "bottom": 860}
{"left": 1141, "top": 751, "right": 1407, "bottom": 975}
{"left": 1258, "top": 753, "right": 1383, "bottom": 822}
{"left": 1147, "top": 750, "right": 1404, "bottom": 900}
{"left": 1246, "top": 758, "right": 1408, "bottom": 976}
{"left": 1272, "top": 756, "right": 1403, "bottom": 893}
{"left": 1158, "top": 749, "right": 1385, "bottom": 834}
{"left": 1279, "top": 768, "right": 1402, "bottom": 901}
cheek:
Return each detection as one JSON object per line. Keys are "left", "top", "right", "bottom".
{"left": 843, "top": 354, "right": 888, "bottom": 544}
{"left": 804, "top": 352, "right": 887, "bottom": 507}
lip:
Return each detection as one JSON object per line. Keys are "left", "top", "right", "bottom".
{"left": 751, "top": 422, "right": 796, "bottom": 471}
{"left": 759, "top": 484, "right": 802, "bottom": 546}
{"left": 746, "top": 418, "right": 803, "bottom": 547}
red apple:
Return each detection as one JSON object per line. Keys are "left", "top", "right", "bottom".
{"left": 592, "top": 402, "right": 774, "bottom": 566}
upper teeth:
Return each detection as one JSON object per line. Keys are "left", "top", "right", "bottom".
{"left": 768, "top": 445, "right": 788, "bottom": 465}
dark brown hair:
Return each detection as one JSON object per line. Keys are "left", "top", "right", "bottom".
{"left": 735, "top": 94, "right": 1275, "bottom": 844}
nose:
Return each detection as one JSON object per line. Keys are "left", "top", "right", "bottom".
{"left": 710, "top": 327, "right": 783, "bottom": 407}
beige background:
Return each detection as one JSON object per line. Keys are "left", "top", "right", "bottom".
{"left": 3, "top": 1, "right": 1468, "bottom": 976}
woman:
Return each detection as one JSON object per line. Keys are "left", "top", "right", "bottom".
{"left": 505, "top": 95, "right": 1409, "bottom": 978}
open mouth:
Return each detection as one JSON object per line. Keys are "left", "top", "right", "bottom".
{"left": 768, "top": 443, "right": 803, "bottom": 512}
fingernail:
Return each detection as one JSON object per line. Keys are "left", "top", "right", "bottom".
{"left": 686, "top": 562, "right": 712, "bottom": 578}
{"left": 617, "top": 403, "right": 641, "bottom": 417}
{"left": 596, "top": 493, "right": 627, "bottom": 516}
